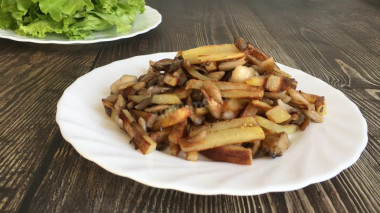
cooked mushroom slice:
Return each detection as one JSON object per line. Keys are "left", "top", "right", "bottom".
{"left": 206, "top": 71, "right": 225, "bottom": 81}
{"left": 303, "top": 109, "right": 324, "bottom": 123}
{"left": 246, "top": 54, "right": 261, "bottom": 66}
{"left": 261, "top": 132, "right": 289, "bottom": 158}
{"left": 251, "top": 140, "right": 262, "bottom": 157}
{"left": 147, "top": 86, "right": 173, "bottom": 94}
{"left": 203, "top": 80, "right": 223, "bottom": 105}
{"left": 288, "top": 88, "right": 310, "bottom": 110}
{"left": 234, "top": 37, "right": 247, "bottom": 52}
{"left": 151, "top": 58, "right": 174, "bottom": 71}
{"left": 138, "top": 73, "right": 157, "bottom": 83}
{"left": 277, "top": 99, "right": 300, "bottom": 113}
{"left": 203, "top": 61, "right": 218, "bottom": 72}
{"left": 147, "top": 77, "right": 158, "bottom": 87}
{"left": 134, "top": 98, "right": 152, "bottom": 110}
{"left": 191, "top": 89, "right": 204, "bottom": 101}
{"left": 246, "top": 43, "right": 270, "bottom": 62}
{"left": 144, "top": 104, "right": 171, "bottom": 113}
{"left": 151, "top": 57, "right": 184, "bottom": 73}
{"left": 218, "top": 57, "right": 246, "bottom": 71}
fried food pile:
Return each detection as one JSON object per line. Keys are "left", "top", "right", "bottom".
{"left": 102, "top": 37, "right": 326, "bottom": 165}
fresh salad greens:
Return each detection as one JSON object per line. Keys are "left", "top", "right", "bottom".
{"left": 0, "top": 0, "right": 145, "bottom": 39}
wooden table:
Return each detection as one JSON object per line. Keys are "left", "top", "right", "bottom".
{"left": 1, "top": 0, "right": 379, "bottom": 212}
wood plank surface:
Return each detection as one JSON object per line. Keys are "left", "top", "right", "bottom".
{"left": 0, "top": 0, "right": 379, "bottom": 212}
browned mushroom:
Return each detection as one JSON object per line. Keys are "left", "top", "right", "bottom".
{"left": 261, "top": 132, "right": 289, "bottom": 158}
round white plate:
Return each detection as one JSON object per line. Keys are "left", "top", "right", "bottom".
{"left": 0, "top": 6, "right": 161, "bottom": 44}
{"left": 56, "top": 52, "right": 368, "bottom": 195}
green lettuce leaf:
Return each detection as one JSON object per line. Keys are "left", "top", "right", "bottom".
{"left": 0, "top": 0, "right": 146, "bottom": 39}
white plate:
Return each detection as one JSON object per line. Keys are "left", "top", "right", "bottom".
{"left": 56, "top": 52, "right": 368, "bottom": 195}
{"left": 0, "top": 6, "right": 161, "bottom": 44}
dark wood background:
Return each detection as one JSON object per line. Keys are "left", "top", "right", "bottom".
{"left": 1, "top": 0, "right": 379, "bottom": 212}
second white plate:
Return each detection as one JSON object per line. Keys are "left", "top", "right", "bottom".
{"left": 0, "top": 6, "right": 161, "bottom": 44}
{"left": 56, "top": 52, "right": 367, "bottom": 195}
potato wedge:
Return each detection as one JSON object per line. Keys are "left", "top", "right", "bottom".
{"left": 132, "top": 110, "right": 158, "bottom": 129}
{"left": 128, "top": 94, "right": 151, "bottom": 103}
{"left": 287, "top": 88, "right": 310, "bottom": 110}
{"left": 119, "top": 109, "right": 156, "bottom": 154}
{"left": 265, "top": 105, "right": 292, "bottom": 123}
{"left": 102, "top": 98, "right": 115, "bottom": 117}
{"left": 180, "top": 126, "right": 265, "bottom": 152}
{"left": 189, "top": 116, "right": 258, "bottom": 137}
{"left": 186, "top": 79, "right": 260, "bottom": 91}
{"left": 215, "top": 81, "right": 260, "bottom": 91}
{"left": 220, "top": 89, "right": 264, "bottom": 99}
{"left": 170, "top": 87, "right": 192, "bottom": 100}
{"left": 150, "top": 128, "right": 171, "bottom": 143}
{"left": 265, "top": 75, "right": 289, "bottom": 92}
{"left": 168, "top": 120, "right": 187, "bottom": 145}
{"left": 151, "top": 94, "right": 181, "bottom": 105}
{"left": 110, "top": 75, "right": 137, "bottom": 94}
{"left": 153, "top": 107, "right": 192, "bottom": 131}
{"left": 186, "top": 151, "right": 199, "bottom": 161}
{"left": 218, "top": 57, "right": 246, "bottom": 71}
{"left": 222, "top": 98, "right": 249, "bottom": 112}
{"left": 239, "top": 102, "right": 259, "bottom": 118}
{"left": 261, "top": 132, "right": 289, "bottom": 157}
{"left": 201, "top": 145, "right": 252, "bottom": 165}
{"left": 259, "top": 57, "right": 275, "bottom": 71}
{"left": 182, "top": 44, "right": 245, "bottom": 64}
{"left": 245, "top": 76, "right": 268, "bottom": 88}
{"left": 163, "top": 74, "right": 179, "bottom": 86}
{"left": 201, "top": 88, "right": 222, "bottom": 119}
{"left": 251, "top": 100, "right": 272, "bottom": 111}
{"left": 255, "top": 115, "right": 298, "bottom": 134}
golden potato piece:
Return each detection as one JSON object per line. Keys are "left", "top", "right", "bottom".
{"left": 255, "top": 115, "right": 298, "bottom": 134}
{"left": 245, "top": 76, "right": 268, "bottom": 88}
{"left": 259, "top": 57, "right": 275, "bottom": 71}
{"left": 180, "top": 126, "right": 265, "bottom": 152}
{"left": 152, "top": 107, "right": 192, "bottom": 131}
{"left": 265, "top": 75, "right": 289, "bottom": 92}
{"left": 265, "top": 105, "right": 292, "bottom": 123}
{"left": 261, "top": 132, "right": 289, "bottom": 158}
{"left": 251, "top": 100, "right": 272, "bottom": 112}
{"left": 151, "top": 94, "right": 181, "bottom": 105}
{"left": 220, "top": 90, "right": 264, "bottom": 99}
{"left": 201, "top": 145, "right": 252, "bottom": 165}
{"left": 189, "top": 117, "right": 258, "bottom": 137}
{"left": 185, "top": 151, "right": 199, "bottom": 161}
{"left": 182, "top": 44, "right": 245, "bottom": 64}
{"left": 128, "top": 94, "right": 151, "bottom": 103}
{"left": 119, "top": 109, "right": 156, "bottom": 154}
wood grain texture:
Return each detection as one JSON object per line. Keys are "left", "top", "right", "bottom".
{"left": 0, "top": 0, "right": 379, "bottom": 212}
